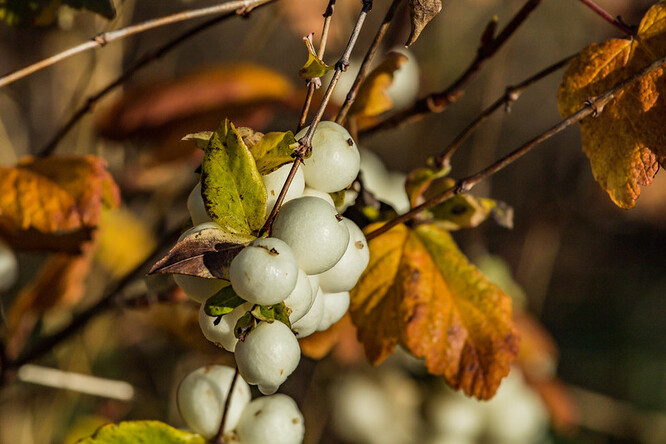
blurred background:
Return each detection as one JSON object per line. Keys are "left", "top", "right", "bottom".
{"left": 1, "top": 0, "right": 665, "bottom": 443}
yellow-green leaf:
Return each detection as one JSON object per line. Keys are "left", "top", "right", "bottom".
{"left": 248, "top": 131, "right": 297, "bottom": 174}
{"left": 350, "top": 223, "right": 519, "bottom": 400}
{"left": 299, "top": 36, "right": 333, "bottom": 79}
{"left": 76, "top": 420, "right": 205, "bottom": 444}
{"left": 431, "top": 195, "right": 513, "bottom": 230}
{"left": 202, "top": 119, "right": 267, "bottom": 234}
{"left": 205, "top": 286, "right": 246, "bottom": 316}
{"left": 557, "top": 1, "right": 666, "bottom": 209}
{"left": 349, "top": 51, "right": 408, "bottom": 118}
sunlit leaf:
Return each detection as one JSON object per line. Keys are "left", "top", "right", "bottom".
{"left": 204, "top": 286, "right": 246, "bottom": 316}
{"left": 149, "top": 226, "right": 254, "bottom": 279}
{"left": 77, "top": 420, "right": 206, "bottom": 444}
{"left": 557, "top": 1, "right": 666, "bottom": 208}
{"left": 349, "top": 52, "right": 408, "bottom": 118}
{"left": 201, "top": 120, "right": 267, "bottom": 234}
{"left": 248, "top": 131, "right": 297, "bottom": 174}
{"left": 182, "top": 132, "right": 213, "bottom": 149}
{"left": 406, "top": 0, "right": 443, "bottom": 47}
{"left": 299, "top": 35, "right": 333, "bottom": 79}
{"left": 350, "top": 223, "right": 519, "bottom": 399}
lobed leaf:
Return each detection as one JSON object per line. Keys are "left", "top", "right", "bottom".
{"left": 149, "top": 226, "right": 254, "bottom": 279}
{"left": 77, "top": 420, "right": 205, "bottom": 444}
{"left": 557, "top": 1, "right": 666, "bottom": 208}
{"left": 201, "top": 119, "right": 267, "bottom": 234}
{"left": 350, "top": 223, "right": 519, "bottom": 399}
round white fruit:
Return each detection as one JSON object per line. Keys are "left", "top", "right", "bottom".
{"left": 198, "top": 302, "right": 251, "bottom": 352}
{"left": 263, "top": 164, "right": 305, "bottom": 217}
{"left": 229, "top": 237, "right": 298, "bottom": 305}
{"left": 318, "top": 218, "right": 369, "bottom": 293}
{"left": 187, "top": 182, "right": 213, "bottom": 225}
{"left": 272, "top": 196, "right": 349, "bottom": 275}
{"left": 177, "top": 365, "right": 251, "bottom": 439}
{"left": 291, "top": 287, "right": 325, "bottom": 338}
{"left": 282, "top": 269, "right": 314, "bottom": 323}
{"left": 236, "top": 394, "right": 305, "bottom": 444}
{"left": 235, "top": 320, "right": 301, "bottom": 395}
{"left": 301, "top": 186, "right": 335, "bottom": 207}
{"left": 295, "top": 121, "right": 360, "bottom": 193}
{"left": 317, "top": 291, "right": 350, "bottom": 331}
{"left": 385, "top": 48, "right": 420, "bottom": 110}
{"left": 0, "top": 239, "right": 18, "bottom": 291}
{"left": 427, "top": 391, "right": 484, "bottom": 439}
{"left": 307, "top": 274, "right": 320, "bottom": 295}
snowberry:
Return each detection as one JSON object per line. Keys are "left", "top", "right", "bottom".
{"left": 318, "top": 218, "right": 369, "bottom": 293}
{"left": 272, "top": 196, "right": 349, "bottom": 275}
{"left": 301, "top": 186, "right": 335, "bottom": 207}
{"left": 263, "top": 164, "right": 305, "bottom": 217}
{"left": 235, "top": 320, "right": 301, "bottom": 395}
{"left": 229, "top": 237, "right": 298, "bottom": 306}
{"left": 0, "top": 239, "right": 18, "bottom": 291}
{"left": 236, "top": 394, "right": 305, "bottom": 444}
{"left": 177, "top": 365, "right": 251, "bottom": 439}
{"left": 282, "top": 269, "right": 314, "bottom": 323}
{"left": 187, "top": 182, "right": 213, "bottom": 225}
{"left": 317, "top": 291, "right": 350, "bottom": 331}
{"left": 307, "top": 274, "right": 320, "bottom": 296}
{"left": 359, "top": 148, "right": 410, "bottom": 214}
{"left": 291, "top": 287, "right": 325, "bottom": 338}
{"left": 427, "top": 391, "right": 484, "bottom": 439}
{"left": 385, "top": 48, "right": 420, "bottom": 110}
{"left": 295, "top": 121, "right": 360, "bottom": 193}
{"left": 198, "top": 302, "right": 251, "bottom": 352}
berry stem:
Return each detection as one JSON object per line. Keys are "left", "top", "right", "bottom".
{"left": 215, "top": 367, "right": 240, "bottom": 444}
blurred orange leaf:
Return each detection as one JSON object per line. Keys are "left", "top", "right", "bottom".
{"left": 299, "top": 313, "right": 363, "bottom": 363}
{"left": 557, "top": 1, "right": 666, "bottom": 208}
{"left": 349, "top": 51, "right": 408, "bottom": 118}
{"left": 0, "top": 155, "right": 119, "bottom": 252}
{"left": 350, "top": 223, "right": 519, "bottom": 400}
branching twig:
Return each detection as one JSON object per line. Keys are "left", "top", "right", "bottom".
{"left": 259, "top": 0, "right": 374, "bottom": 236}
{"left": 38, "top": 1, "right": 275, "bottom": 158}
{"left": 0, "top": 0, "right": 275, "bottom": 89}
{"left": 360, "top": 0, "right": 543, "bottom": 137}
{"left": 298, "top": 0, "right": 337, "bottom": 132}
{"left": 434, "top": 54, "right": 576, "bottom": 168}
{"left": 577, "top": 0, "right": 636, "bottom": 36}
{"left": 366, "top": 54, "right": 666, "bottom": 241}
{"left": 214, "top": 368, "right": 240, "bottom": 444}
{"left": 335, "top": 0, "right": 403, "bottom": 124}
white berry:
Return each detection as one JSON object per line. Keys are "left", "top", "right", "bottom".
{"left": 177, "top": 365, "right": 251, "bottom": 439}
{"left": 282, "top": 269, "right": 314, "bottom": 323}
{"left": 263, "top": 164, "right": 305, "bottom": 217}
{"left": 229, "top": 237, "right": 298, "bottom": 306}
{"left": 187, "top": 182, "right": 213, "bottom": 225}
{"left": 317, "top": 291, "right": 350, "bottom": 331}
{"left": 272, "top": 196, "right": 349, "bottom": 275}
{"left": 198, "top": 302, "right": 251, "bottom": 352}
{"left": 291, "top": 287, "right": 325, "bottom": 338}
{"left": 295, "top": 121, "right": 360, "bottom": 193}
{"left": 0, "top": 239, "right": 18, "bottom": 291}
{"left": 385, "top": 48, "right": 420, "bottom": 110}
{"left": 318, "top": 218, "right": 369, "bottom": 293}
{"left": 235, "top": 321, "right": 301, "bottom": 395}
{"left": 301, "top": 186, "right": 335, "bottom": 207}
{"left": 236, "top": 394, "right": 305, "bottom": 444}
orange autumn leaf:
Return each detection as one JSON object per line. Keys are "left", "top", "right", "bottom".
{"left": 350, "top": 223, "right": 519, "bottom": 400}
{"left": 557, "top": 1, "right": 666, "bottom": 208}
{"left": 299, "top": 313, "right": 363, "bottom": 363}
{"left": 349, "top": 51, "right": 408, "bottom": 118}
{"left": 0, "top": 155, "right": 120, "bottom": 252}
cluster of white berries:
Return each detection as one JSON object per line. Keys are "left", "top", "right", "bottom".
{"left": 177, "top": 365, "right": 304, "bottom": 444}
{"left": 176, "top": 122, "right": 368, "bottom": 404}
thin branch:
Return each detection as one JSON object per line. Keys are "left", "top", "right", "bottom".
{"left": 215, "top": 368, "right": 240, "bottom": 444}
{"left": 2, "top": 225, "right": 184, "bottom": 375}
{"left": 577, "top": 0, "right": 636, "bottom": 36}
{"left": 38, "top": 1, "right": 274, "bottom": 158}
{"left": 335, "top": 0, "right": 403, "bottom": 124}
{"left": 260, "top": 0, "right": 374, "bottom": 236}
{"left": 434, "top": 54, "right": 575, "bottom": 168}
{"left": 298, "top": 0, "right": 337, "bottom": 132}
{"left": 0, "top": 0, "right": 275, "bottom": 89}
{"left": 360, "top": 0, "right": 543, "bottom": 137}
{"left": 366, "top": 54, "right": 666, "bottom": 241}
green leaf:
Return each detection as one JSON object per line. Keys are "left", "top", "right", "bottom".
{"left": 0, "top": 0, "right": 115, "bottom": 26}
{"left": 329, "top": 190, "right": 346, "bottom": 207}
{"left": 249, "top": 302, "right": 292, "bottom": 328}
{"left": 234, "top": 311, "right": 256, "bottom": 340}
{"left": 431, "top": 195, "right": 514, "bottom": 230}
{"left": 299, "top": 36, "right": 333, "bottom": 79}
{"left": 202, "top": 119, "right": 267, "bottom": 235}
{"left": 76, "top": 420, "right": 205, "bottom": 444}
{"left": 205, "top": 286, "right": 246, "bottom": 316}
{"left": 249, "top": 131, "right": 297, "bottom": 175}
{"left": 64, "top": 0, "right": 115, "bottom": 19}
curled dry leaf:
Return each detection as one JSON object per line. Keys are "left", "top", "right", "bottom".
{"left": 350, "top": 223, "right": 519, "bottom": 400}
{"left": 149, "top": 227, "right": 254, "bottom": 279}
{"left": 558, "top": 1, "right": 666, "bottom": 209}
{"left": 348, "top": 51, "right": 408, "bottom": 118}
{"left": 299, "top": 35, "right": 334, "bottom": 79}
{"left": 0, "top": 155, "right": 120, "bottom": 252}
{"left": 406, "top": 0, "right": 443, "bottom": 47}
